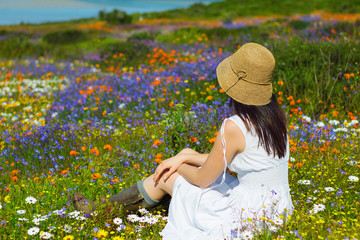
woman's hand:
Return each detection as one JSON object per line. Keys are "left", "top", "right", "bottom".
{"left": 153, "top": 155, "right": 184, "bottom": 183}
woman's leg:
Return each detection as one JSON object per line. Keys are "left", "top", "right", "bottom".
{"left": 142, "top": 171, "right": 179, "bottom": 200}
{"left": 73, "top": 163, "right": 180, "bottom": 214}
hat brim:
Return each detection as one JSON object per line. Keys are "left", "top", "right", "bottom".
{"left": 216, "top": 55, "right": 272, "bottom": 106}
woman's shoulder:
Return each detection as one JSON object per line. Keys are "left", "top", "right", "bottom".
{"left": 227, "top": 115, "right": 248, "bottom": 135}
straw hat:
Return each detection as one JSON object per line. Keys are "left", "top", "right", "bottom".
{"left": 216, "top": 42, "right": 275, "bottom": 106}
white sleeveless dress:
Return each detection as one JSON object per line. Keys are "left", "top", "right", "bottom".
{"left": 161, "top": 115, "right": 294, "bottom": 240}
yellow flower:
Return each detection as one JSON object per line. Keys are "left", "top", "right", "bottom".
{"left": 95, "top": 229, "right": 108, "bottom": 238}
{"left": 63, "top": 235, "right": 74, "bottom": 240}
{"left": 112, "top": 237, "right": 124, "bottom": 240}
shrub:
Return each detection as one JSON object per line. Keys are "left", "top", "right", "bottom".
{"left": 288, "top": 20, "right": 311, "bottom": 30}
{"left": 98, "top": 9, "right": 132, "bottom": 25}
{"left": 97, "top": 40, "right": 151, "bottom": 67}
{"left": 127, "top": 31, "right": 159, "bottom": 41}
{"left": 43, "top": 29, "right": 88, "bottom": 45}
{"left": 0, "top": 36, "right": 45, "bottom": 59}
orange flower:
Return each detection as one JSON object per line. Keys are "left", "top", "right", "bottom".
{"left": 111, "top": 178, "right": 119, "bottom": 183}
{"left": 209, "top": 137, "right": 216, "bottom": 144}
{"left": 104, "top": 144, "right": 112, "bottom": 151}
{"left": 81, "top": 146, "right": 86, "bottom": 151}
{"left": 69, "top": 150, "right": 77, "bottom": 156}
{"left": 33, "top": 177, "right": 39, "bottom": 182}
{"left": 134, "top": 164, "right": 140, "bottom": 169}
{"left": 153, "top": 140, "right": 163, "bottom": 146}
{"left": 301, "top": 144, "right": 309, "bottom": 150}
{"left": 11, "top": 170, "right": 18, "bottom": 176}
{"left": 189, "top": 137, "right": 198, "bottom": 143}
{"left": 333, "top": 111, "right": 339, "bottom": 117}
{"left": 295, "top": 162, "right": 303, "bottom": 167}
{"left": 155, "top": 153, "right": 163, "bottom": 159}
{"left": 290, "top": 146, "right": 297, "bottom": 152}
{"left": 12, "top": 176, "right": 18, "bottom": 182}
{"left": 206, "top": 96, "right": 213, "bottom": 101}
{"left": 290, "top": 100, "right": 295, "bottom": 105}
{"left": 319, "top": 146, "right": 327, "bottom": 152}
{"left": 90, "top": 147, "right": 99, "bottom": 156}
{"left": 155, "top": 158, "right": 162, "bottom": 164}
{"left": 91, "top": 173, "right": 102, "bottom": 179}
{"left": 219, "top": 89, "right": 225, "bottom": 93}
{"left": 60, "top": 169, "right": 69, "bottom": 175}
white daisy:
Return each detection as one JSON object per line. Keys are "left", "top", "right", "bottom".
{"left": 116, "top": 225, "right": 126, "bottom": 232}
{"left": 0, "top": 203, "right": 2, "bottom": 209}
{"left": 127, "top": 214, "right": 140, "bottom": 222}
{"left": 240, "top": 229, "right": 253, "bottom": 239}
{"left": 17, "top": 210, "right": 26, "bottom": 215}
{"left": 273, "top": 216, "right": 284, "bottom": 226}
{"left": 113, "top": 217, "right": 123, "bottom": 225}
{"left": 53, "top": 209, "right": 65, "bottom": 215}
{"left": 40, "top": 231, "right": 53, "bottom": 239}
{"left": 146, "top": 217, "right": 158, "bottom": 225}
{"left": 324, "top": 187, "right": 335, "bottom": 192}
{"left": 19, "top": 218, "right": 29, "bottom": 222}
{"left": 28, "top": 227, "right": 40, "bottom": 235}
{"left": 297, "top": 179, "right": 311, "bottom": 185}
{"left": 33, "top": 218, "right": 41, "bottom": 225}
{"left": 63, "top": 224, "right": 72, "bottom": 233}
{"left": 310, "top": 203, "right": 326, "bottom": 214}
{"left": 268, "top": 224, "right": 279, "bottom": 232}
{"left": 315, "top": 122, "right": 325, "bottom": 128}
{"left": 25, "top": 196, "right": 37, "bottom": 204}
{"left": 68, "top": 211, "right": 81, "bottom": 218}
{"left": 302, "top": 115, "right": 311, "bottom": 122}
{"left": 138, "top": 208, "right": 149, "bottom": 215}
{"left": 349, "top": 176, "right": 359, "bottom": 182}
{"left": 329, "top": 120, "right": 340, "bottom": 125}
{"left": 90, "top": 211, "right": 98, "bottom": 217}
{"left": 76, "top": 216, "right": 87, "bottom": 221}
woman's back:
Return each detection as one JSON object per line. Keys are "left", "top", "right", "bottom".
{"left": 228, "top": 114, "right": 289, "bottom": 173}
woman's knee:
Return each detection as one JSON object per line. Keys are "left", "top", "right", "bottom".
{"left": 179, "top": 148, "right": 196, "bottom": 155}
{"left": 158, "top": 172, "right": 179, "bottom": 196}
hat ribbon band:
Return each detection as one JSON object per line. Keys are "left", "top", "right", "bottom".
{"left": 225, "top": 77, "right": 271, "bottom": 93}
{"left": 227, "top": 57, "right": 271, "bottom": 93}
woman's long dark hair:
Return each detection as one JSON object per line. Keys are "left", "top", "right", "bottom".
{"left": 229, "top": 94, "right": 287, "bottom": 158}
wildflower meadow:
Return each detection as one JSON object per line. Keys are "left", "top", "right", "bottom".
{"left": 0, "top": 7, "right": 359, "bottom": 240}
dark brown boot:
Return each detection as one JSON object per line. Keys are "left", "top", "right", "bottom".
{"left": 72, "top": 193, "right": 96, "bottom": 214}
{"left": 108, "top": 181, "right": 158, "bottom": 213}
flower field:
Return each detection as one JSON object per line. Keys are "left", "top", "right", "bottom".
{"left": 0, "top": 11, "right": 359, "bottom": 240}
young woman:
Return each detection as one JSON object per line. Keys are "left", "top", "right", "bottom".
{"left": 73, "top": 42, "right": 294, "bottom": 239}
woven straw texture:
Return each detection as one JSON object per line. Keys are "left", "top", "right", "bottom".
{"left": 216, "top": 42, "right": 275, "bottom": 106}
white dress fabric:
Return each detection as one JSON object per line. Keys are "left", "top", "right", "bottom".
{"left": 161, "top": 115, "right": 294, "bottom": 240}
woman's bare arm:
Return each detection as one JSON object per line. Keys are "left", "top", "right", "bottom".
{"left": 177, "top": 148, "right": 209, "bottom": 167}
{"left": 177, "top": 120, "right": 245, "bottom": 188}
{"left": 154, "top": 120, "right": 245, "bottom": 187}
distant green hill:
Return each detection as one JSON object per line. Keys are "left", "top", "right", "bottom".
{"left": 139, "top": 0, "right": 360, "bottom": 20}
